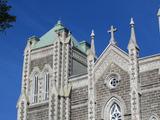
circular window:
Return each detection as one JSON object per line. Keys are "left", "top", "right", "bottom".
{"left": 105, "top": 73, "right": 120, "bottom": 89}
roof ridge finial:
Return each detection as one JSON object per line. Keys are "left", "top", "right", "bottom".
{"left": 108, "top": 25, "right": 117, "bottom": 45}
{"left": 90, "top": 29, "right": 96, "bottom": 56}
{"left": 57, "top": 19, "right": 62, "bottom": 25}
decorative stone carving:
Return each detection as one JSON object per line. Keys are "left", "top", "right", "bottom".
{"left": 17, "top": 91, "right": 29, "bottom": 120}
{"left": 69, "top": 74, "right": 88, "bottom": 89}
{"left": 104, "top": 73, "right": 121, "bottom": 89}
{"left": 31, "top": 46, "right": 53, "bottom": 60}
{"left": 149, "top": 114, "right": 160, "bottom": 120}
{"left": 87, "top": 49, "right": 96, "bottom": 120}
{"left": 95, "top": 49, "right": 129, "bottom": 81}
{"left": 101, "top": 96, "right": 126, "bottom": 120}
{"left": 140, "top": 60, "right": 160, "bottom": 73}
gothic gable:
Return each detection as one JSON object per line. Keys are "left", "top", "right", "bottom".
{"left": 94, "top": 44, "right": 129, "bottom": 81}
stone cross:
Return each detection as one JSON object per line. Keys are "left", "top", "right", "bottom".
{"left": 108, "top": 25, "right": 117, "bottom": 45}
{"left": 108, "top": 25, "right": 117, "bottom": 39}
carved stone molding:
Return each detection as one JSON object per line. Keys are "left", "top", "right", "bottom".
{"left": 95, "top": 50, "right": 129, "bottom": 81}
{"left": 69, "top": 74, "right": 88, "bottom": 89}
{"left": 31, "top": 46, "right": 53, "bottom": 60}
{"left": 140, "top": 61, "right": 160, "bottom": 73}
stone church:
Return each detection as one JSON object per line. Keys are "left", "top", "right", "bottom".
{"left": 17, "top": 10, "right": 160, "bottom": 120}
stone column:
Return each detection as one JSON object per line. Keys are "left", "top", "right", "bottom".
{"left": 88, "top": 30, "right": 96, "bottom": 120}
{"left": 49, "top": 29, "right": 71, "bottom": 120}
{"left": 128, "top": 18, "right": 141, "bottom": 120}
{"left": 17, "top": 91, "right": 29, "bottom": 120}
{"left": 17, "top": 36, "right": 38, "bottom": 120}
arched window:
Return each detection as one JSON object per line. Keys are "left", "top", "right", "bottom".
{"left": 34, "top": 75, "right": 38, "bottom": 103}
{"left": 45, "top": 73, "right": 49, "bottom": 100}
{"left": 151, "top": 117, "right": 157, "bottom": 120}
{"left": 110, "top": 103, "right": 122, "bottom": 120}
{"left": 102, "top": 96, "right": 125, "bottom": 120}
{"left": 149, "top": 114, "right": 159, "bottom": 120}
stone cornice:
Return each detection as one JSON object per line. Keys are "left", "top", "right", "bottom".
{"left": 71, "top": 103, "right": 87, "bottom": 109}
{"left": 141, "top": 86, "right": 160, "bottom": 93}
{"left": 69, "top": 74, "right": 88, "bottom": 89}
{"left": 139, "top": 53, "right": 160, "bottom": 63}
{"left": 139, "top": 59, "right": 160, "bottom": 73}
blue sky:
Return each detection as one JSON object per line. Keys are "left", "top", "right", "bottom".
{"left": 0, "top": 0, "right": 160, "bottom": 120}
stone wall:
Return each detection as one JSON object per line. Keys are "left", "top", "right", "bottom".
{"left": 140, "top": 69, "right": 160, "bottom": 120}
{"left": 140, "top": 69, "right": 160, "bottom": 90}
{"left": 95, "top": 63, "right": 131, "bottom": 120}
{"left": 28, "top": 103, "right": 49, "bottom": 120}
{"left": 70, "top": 86, "right": 88, "bottom": 120}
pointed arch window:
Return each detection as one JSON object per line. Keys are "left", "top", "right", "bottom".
{"left": 110, "top": 103, "right": 122, "bottom": 120}
{"left": 45, "top": 73, "right": 49, "bottom": 100}
{"left": 34, "top": 75, "right": 38, "bottom": 103}
{"left": 151, "top": 117, "right": 157, "bottom": 120}
{"left": 149, "top": 115, "right": 159, "bottom": 120}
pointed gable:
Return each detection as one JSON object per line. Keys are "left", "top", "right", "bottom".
{"left": 94, "top": 44, "right": 129, "bottom": 81}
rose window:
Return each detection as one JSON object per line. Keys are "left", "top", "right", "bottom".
{"left": 106, "top": 73, "right": 120, "bottom": 89}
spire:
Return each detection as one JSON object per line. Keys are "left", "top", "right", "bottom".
{"left": 128, "top": 18, "right": 139, "bottom": 50}
{"left": 108, "top": 25, "right": 117, "bottom": 45}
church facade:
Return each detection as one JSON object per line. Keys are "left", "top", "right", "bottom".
{"left": 17, "top": 18, "right": 160, "bottom": 120}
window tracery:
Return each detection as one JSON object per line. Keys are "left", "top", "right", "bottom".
{"left": 110, "top": 103, "right": 122, "bottom": 120}
{"left": 105, "top": 73, "right": 120, "bottom": 89}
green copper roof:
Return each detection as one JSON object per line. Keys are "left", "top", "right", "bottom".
{"left": 31, "top": 21, "right": 88, "bottom": 54}
{"left": 32, "top": 27, "right": 57, "bottom": 49}
{"left": 157, "top": 8, "right": 160, "bottom": 16}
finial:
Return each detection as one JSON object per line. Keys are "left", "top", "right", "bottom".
{"left": 57, "top": 20, "right": 62, "bottom": 25}
{"left": 128, "top": 17, "right": 139, "bottom": 50}
{"left": 91, "top": 29, "right": 95, "bottom": 38}
{"left": 130, "top": 17, "right": 135, "bottom": 27}
{"left": 108, "top": 25, "right": 117, "bottom": 45}
{"left": 90, "top": 29, "right": 96, "bottom": 56}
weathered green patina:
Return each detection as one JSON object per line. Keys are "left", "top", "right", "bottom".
{"left": 32, "top": 21, "right": 89, "bottom": 54}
